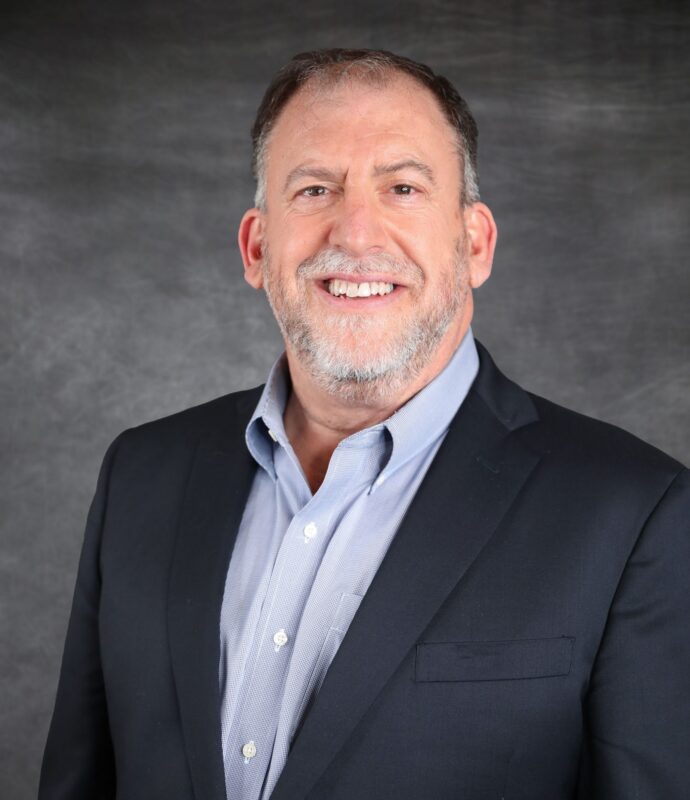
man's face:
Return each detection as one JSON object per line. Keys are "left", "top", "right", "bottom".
{"left": 241, "top": 74, "right": 494, "bottom": 404}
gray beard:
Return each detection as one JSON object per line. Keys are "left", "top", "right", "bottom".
{"left": 262, "top": 246, "right": 468, "bottom": 406}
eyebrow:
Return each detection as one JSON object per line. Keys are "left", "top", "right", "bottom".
{"left": 283, "top": 159, "right": 437, "bottom": 193}
{"left": 283, "top": 165, "right": 345, "bottom": 193}
{"left": 373, "top": 159, "right": 437, "bottom": 186}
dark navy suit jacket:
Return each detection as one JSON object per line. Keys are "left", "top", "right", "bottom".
{"left": 40, "top": 343, "right": 690, "bottom": 799}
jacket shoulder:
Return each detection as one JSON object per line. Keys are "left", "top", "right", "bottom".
{"left": 473, "top": 341, "right": 684, "bottom": 478}
{"left": 525, "top": 391, "right": 685, "bottom": 478}
{"left": 112, "top": 385, "right": 263, "bottom": 459}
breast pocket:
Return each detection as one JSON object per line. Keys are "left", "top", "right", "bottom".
{"left": 415, "top": 637, "right": 574, "bottom": 682}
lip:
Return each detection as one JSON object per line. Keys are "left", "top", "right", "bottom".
{"left": 314, "top": 277, "right": 405, "bottom": 310}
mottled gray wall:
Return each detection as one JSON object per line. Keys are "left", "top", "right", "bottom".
{"left": 2, "top": 0, "right": 688, "bottom": 795}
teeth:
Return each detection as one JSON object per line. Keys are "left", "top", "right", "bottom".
{"left": 327, "top": 280, "right": 394, "bottom": 297}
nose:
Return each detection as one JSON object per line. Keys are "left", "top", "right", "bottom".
{"left": 327, "top": 190, "right": 387, "bottom": 258}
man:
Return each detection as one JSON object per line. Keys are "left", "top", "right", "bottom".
{"left": 40, "top": 49, "right": 689, "bottom": 799}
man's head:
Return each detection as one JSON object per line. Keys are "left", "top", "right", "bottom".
{"left": 251, "top": 49, "right": 481, "bottom": 211}
{"left": 239, "top": 49, "right": 497, "bottom": 407}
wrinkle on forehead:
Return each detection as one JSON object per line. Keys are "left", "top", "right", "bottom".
{"left": 280, "top": 74, "right": 457, "bottom": 158}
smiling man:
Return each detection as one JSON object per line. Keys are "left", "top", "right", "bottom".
{"left": 40, "top": 49, "right": 689, "bottom": 800}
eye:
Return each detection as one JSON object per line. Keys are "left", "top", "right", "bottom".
{"left": 300, "top": 185, "right": 328, "bottom": 197}
{"left": 391, "top": 184, "right": 417, "bottom": 195}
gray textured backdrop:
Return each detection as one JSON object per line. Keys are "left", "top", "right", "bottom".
{"left": 2, "top": 0, "right": 688, "bottom": 796}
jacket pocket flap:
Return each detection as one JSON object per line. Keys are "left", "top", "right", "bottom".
{"left": 415, "top": 637, "right": 574, "bottom": 682}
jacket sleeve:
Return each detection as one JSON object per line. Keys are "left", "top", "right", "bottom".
{"left": 578, "top": 467, "right": 690, "bottom": 798}
{"left": 38, "top": 435, "right": 123, "bottom": 800}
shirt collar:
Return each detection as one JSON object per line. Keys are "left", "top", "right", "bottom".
{"left": 245, "top": 353, "right": 292, "bottom": 480}
{"left": 245, "top": 329, "right": 479, "bottom": 483}
{"left": 378, "top": 328, "right": 478, "bottom": 481}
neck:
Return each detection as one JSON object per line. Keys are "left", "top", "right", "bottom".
{"left": 282, "top": 359, "right": 396, "bottom": 493}
{"left": 283, "top": 318, "right": 471, "bottom": 493}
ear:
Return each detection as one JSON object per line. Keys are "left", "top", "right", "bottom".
{"left": 462, "top": 202, "right": 497, "bottom": 289}
{"left": 238, "top": 208, "right": 265, "bottom": 289}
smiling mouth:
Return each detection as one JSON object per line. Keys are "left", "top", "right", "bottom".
{"left": 324, "top": 279, "right": 396, "bottom": 298}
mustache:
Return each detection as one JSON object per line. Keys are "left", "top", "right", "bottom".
{"left": 296, "top": 248, "right": 424, "bottom": 283}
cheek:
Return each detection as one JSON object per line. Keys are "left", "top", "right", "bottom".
{"left": 397, "top": 212, "right": 458, "bottom": 259}
{"left": 270, "top": 224, "right": 325, "bottom": 267}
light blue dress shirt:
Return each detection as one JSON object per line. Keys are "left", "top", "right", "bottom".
{"left": 219, "top": 330, "right": 479, "bottom": 800}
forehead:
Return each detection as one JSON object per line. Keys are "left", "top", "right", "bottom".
{"left": 264, "top": 73, "right": 460, "bottom": 179}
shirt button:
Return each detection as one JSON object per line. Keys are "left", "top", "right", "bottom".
{"left": 303, "top": 521, "right": 318, "bottom": 543}
{"left": 242, "top": 741, "right": 257, "bottom": 763}
{"left": 273, "top": 628, "right": 289, "bottom": 651}
{"left": 375, "top": 474, "right": 386, "bottom": 486}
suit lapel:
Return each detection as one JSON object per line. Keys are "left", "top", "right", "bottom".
{"left": 167, "top": 391, "right": 259, "bottom": 800}
{"left": 272, "top": 346, "right": 542, "bottom": 800}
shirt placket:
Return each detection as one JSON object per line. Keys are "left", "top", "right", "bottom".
{"left": 224, "top": 490, "right": 336, "bottom": 799}
{"left": 224, "top": 439, "right": 380, "bottom": 800}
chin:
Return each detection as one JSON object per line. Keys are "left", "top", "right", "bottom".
{"left": 310, "top": 367, "right": 414, "bottom": 407}
{"left": 295, "top": 330, "right": 436, "bottom": 407}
